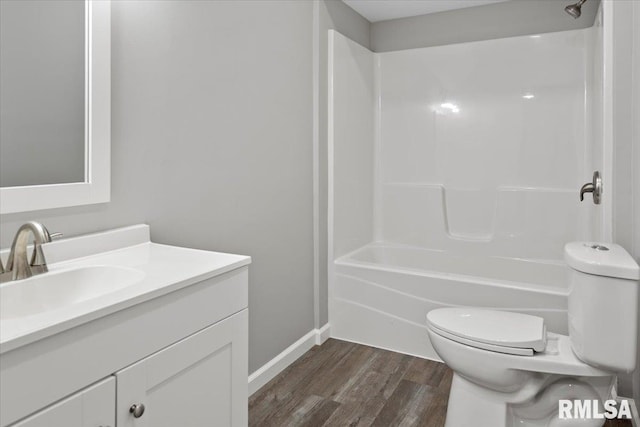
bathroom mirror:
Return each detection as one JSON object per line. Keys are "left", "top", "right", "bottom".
{"left": 0, "top": 0, "right": 110, "bottom": 214}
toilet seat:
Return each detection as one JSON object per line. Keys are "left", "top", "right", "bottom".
{"left": 427, "top": 308, "right": 547, "bottom": 356}
{"left": 427, "top": 307, "right": 612, "bottom": 376}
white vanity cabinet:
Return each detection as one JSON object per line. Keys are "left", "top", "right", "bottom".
{"left": 10, "top": 378, "right": 115, "bottom": 427}
{"left": 1, "top": 243, "right": 250, "bottom": 427}
{"left": 8, "top": 309, "right": 247, "bottom": 427}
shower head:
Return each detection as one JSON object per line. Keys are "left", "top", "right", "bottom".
{"left": 565, "top": 0, "right": 587, "bottom": 19}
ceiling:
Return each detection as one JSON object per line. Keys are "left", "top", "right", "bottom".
{"left": 342, "top": 0, "right": 512, "bottom": 23}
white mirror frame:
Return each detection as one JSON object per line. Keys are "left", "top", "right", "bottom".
{"left": 0, "top": 0, "right": 110, "bottom": 214}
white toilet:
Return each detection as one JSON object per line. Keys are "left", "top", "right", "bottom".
{"left": 427, "top": 242, "right": 639, "bottom": 427}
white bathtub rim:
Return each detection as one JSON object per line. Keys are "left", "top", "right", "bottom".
{"left": 340, "top": 241, "right": 569, "bottom": 265}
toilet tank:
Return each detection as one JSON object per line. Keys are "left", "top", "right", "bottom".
{"left": 565, "top": 242, "right": 639, "bottom": 372}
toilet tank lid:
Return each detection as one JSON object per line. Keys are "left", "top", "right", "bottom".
{"left": 427, "top": 308, "right": 546, "bottom": 352}
{"left": 564, "top": 242, "right": 640, "bottom": 280}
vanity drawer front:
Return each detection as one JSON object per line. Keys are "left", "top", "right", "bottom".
{"left": 0, "top": 267, "right": 248, "bottom": 427}
{"left": 9, "top": 377, "right": 115, "bottom": 427}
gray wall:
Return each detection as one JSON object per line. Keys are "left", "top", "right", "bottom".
{"left": 316, "top": 0, "right": 371, "bottom": 326}
{"left": 631, "top": 3, "right": 640, "bottom": 408}
{"left": 0, "top": 0, "right": 314, "bottom": 374}
{"left": 370, "top": 0, "right": 601, "bottom": 52}
{"left": 611, "top": 0, "right": 640, "bottom": 406}
{"left": 634, "top": 0, "right": 640, "bottom": 277}
{"left": 612, "top": 0, "right": 638, "bottom": 260}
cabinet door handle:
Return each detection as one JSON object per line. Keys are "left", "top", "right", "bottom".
{"left": 129, "top": 403, "right": 146, "bottom": 418}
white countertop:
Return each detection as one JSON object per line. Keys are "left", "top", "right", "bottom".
{"left": 0, "top": 225, "right": 251, "bottom": 354}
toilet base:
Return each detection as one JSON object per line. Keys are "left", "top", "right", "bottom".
{"left": 444, "top": 373, "right": 615, "bottom": 427}
{"left": 445, "top": 373, "right": 509, "bottom": 427}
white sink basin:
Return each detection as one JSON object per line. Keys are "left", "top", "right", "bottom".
{"left": 0, "top": 266, "right": 145, "bottom": 319}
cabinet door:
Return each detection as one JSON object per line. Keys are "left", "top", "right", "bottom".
{"left": 116, "top": 309, "right": 248, "bottom": 427}
{"left": 10, "top": 377, "right": 115, "bottom": 427}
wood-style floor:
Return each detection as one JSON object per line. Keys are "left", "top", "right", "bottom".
{"left": 250, "top": 339, "right": 633, "bottom": 427}
{"left": 250, "top": 338, "right": 449, "bottom": 426}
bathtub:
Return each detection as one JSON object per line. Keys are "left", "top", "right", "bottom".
{"left": 329, "top": 243, "right": 570, "bottom": 361}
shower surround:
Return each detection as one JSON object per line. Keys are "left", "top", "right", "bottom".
{"left": 328, "top": 25, "right": 606, "bottom": 360}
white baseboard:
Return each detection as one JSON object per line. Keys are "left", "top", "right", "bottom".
{"left": 315, "top": 323, "right": 331, "bottom": 345}
{"left": 248, "top": 324, "right": 331, "bottom": 396}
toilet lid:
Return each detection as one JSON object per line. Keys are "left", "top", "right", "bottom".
{"left": 427, "top": 308, "right": 546, "bottom": 354}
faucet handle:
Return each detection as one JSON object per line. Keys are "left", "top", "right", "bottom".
{"left": 49, "top": 232, "right": 63, "bottom": 240}
{"left": 579, "top": 171, "right": 602, "bottom": 204}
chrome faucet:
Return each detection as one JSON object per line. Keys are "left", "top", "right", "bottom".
{"left": 1, "top": 222, "right": 61, "bottom": 283}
